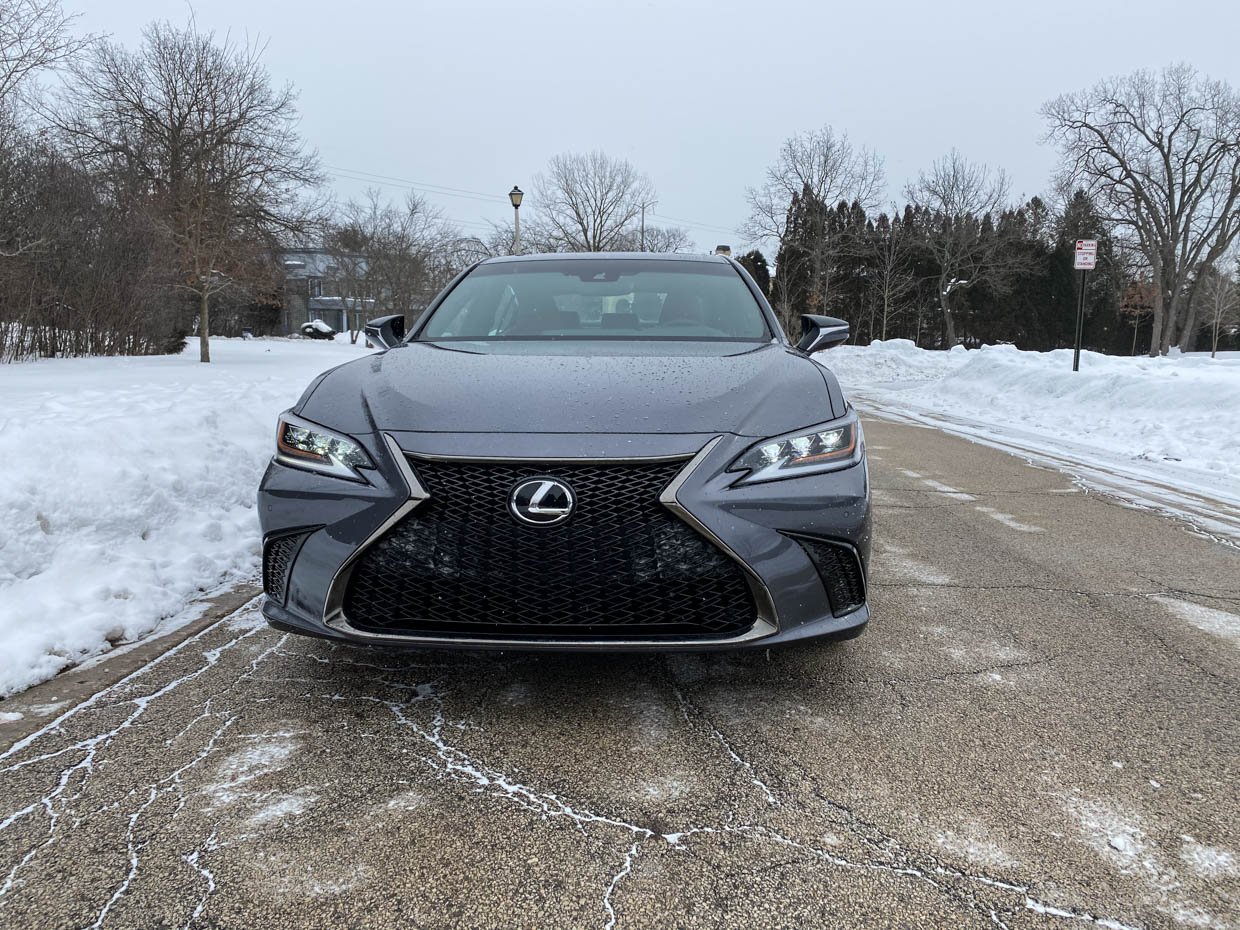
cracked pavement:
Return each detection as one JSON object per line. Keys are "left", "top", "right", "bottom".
{"left": 0, "top": 417, "right": 1237, "bottom": 929}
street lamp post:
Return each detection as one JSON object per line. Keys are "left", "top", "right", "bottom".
{"left": 509, "top": 185, "right": 524, "bottom": 254}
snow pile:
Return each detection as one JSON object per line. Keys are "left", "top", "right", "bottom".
{"left": 0, "top": 338, "right": 372, "bottom": 696}
{"left": 821, "top": 340, "right": 1240, "bottom": 488}
{"left": 827, "top": 338, "right": 971, "bottom": 384}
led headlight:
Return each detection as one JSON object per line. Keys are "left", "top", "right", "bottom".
{"left": 730, "top": 414, "right": 860, "bottom": 484}
{"left": 275, "top": 412, "right": 374, "bottom": 481}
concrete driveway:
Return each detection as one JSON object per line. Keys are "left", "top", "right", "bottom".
{"left": 1, "top": 417, "right": 1236, "bottom": 929}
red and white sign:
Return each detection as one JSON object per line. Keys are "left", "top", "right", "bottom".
{"left": 1075, "top": 239, "right": 1098, "bottom": 270}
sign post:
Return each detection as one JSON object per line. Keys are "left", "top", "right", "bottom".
{"left": 1072, "top": 240, "right": 1097, "bottom": 372}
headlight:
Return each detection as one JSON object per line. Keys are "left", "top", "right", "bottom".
{"left": 729, "top": 414, "right": 860, "bottom": 484}
{"left": 275, "top": 412, "right": 374, "bottom": 482}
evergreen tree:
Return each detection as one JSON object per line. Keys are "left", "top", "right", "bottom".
{"left": 763, "top": 184, "right": 1125, "bottom": 353}
{"left": 736, "top": 249, "right": 771, "bottom": 296}
{"left": 1055, "top": 191, "right": 1123, "bottom": 353}
{"left": 772, "top": 186, "right": 825, "bottom": 334}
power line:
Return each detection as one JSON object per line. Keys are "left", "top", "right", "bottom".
{"left": 649, "top": 210, "right": 739, "bottom": 237}
{"left": 325, "top": 170, "right": 500, "bottom": 234}
{"left": 327, "top": 163, "right": 743, "bottom": 241}
{"left": 327, "top": 166, "right": 507, "bottom": 205}
{"left": 327, "top": 173, "right": 502, "bottom": 209}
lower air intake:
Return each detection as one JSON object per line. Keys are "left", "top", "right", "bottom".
{"left": 263, "top": 530, "right": 312, "bottom": 606}
{"left": 792, "top": 535, "right": 867, "bottom": 616}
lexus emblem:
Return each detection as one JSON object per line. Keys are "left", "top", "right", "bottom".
{"left": 508, "top": 477, "right": 575, "bottom": 526}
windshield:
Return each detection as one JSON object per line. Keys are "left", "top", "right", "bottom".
{"left": 417, "top": 258, "right": 770, "bottom": 342}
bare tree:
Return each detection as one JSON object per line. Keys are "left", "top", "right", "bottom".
{"left": 53, "top": 20, "right": 323, "bottom": 362}
{"left": 0, "top": 0, "right": 91, "bottom": 105}
{"left": 528, "top": 151, "right": 657, "bottom": 252}
{"left": 615, "top": 224, "right": 693, "bottom": 253}
{"left": 328, "top": 189, "right": 463, "bottom": 336}
{"left": 867, "top": 211, "right": 918, "bottom": 341}
{"left": 1198, "top": 259, "right": 1240, "bottom": 358}
{"left": 744, "top": 126, "right": 884, "bottom": 241}
{"left": 477, "top": 219, "right": 521, "bottom": 257}
{"left": 0, "top": 0, "right": 91, "bottom": 264}
{"left": 1043, "top": 65, "right": 1240, "bottom": 355}
{"left": 0, "top": 116, "right": 182, "bottom": 361}
{"left": 744, "top": 126, "right": 884, "bottom": 319}
{"left": 448, "top": 235, "right": 494, "bottom": 266}
{"left": 492, "top": 210, "right": 690, "bottom": 255}
{"left": 905, "top": 151, "right": 1012, "bottom": 345}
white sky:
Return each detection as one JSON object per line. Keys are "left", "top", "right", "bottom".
{"left": 75, "top": 0, "right": 1240, "bottom": 254}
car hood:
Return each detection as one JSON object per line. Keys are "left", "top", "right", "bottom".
{"left": 299, "top": 340, "right": 843, "bottom": 438}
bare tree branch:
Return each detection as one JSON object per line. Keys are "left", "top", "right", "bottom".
{"left": 745, "top": 126, "right": 885, "bottom": 320}
{"left": 327, "top": 188, "right": 463, "bottom": 336}
{"left": 1042, "top": 64, "right": 1240, "bottom": 354}
{"left": 1197, "top": 254, "right": 1240, "bottom": 357}
{"left": 527, "top": 151, "right": 658, "bottom": 253}
{"left": 905, "top": 150, "right": 1014, "bottom": 345}
{"left": 743, "top": 125, "right": 884, "bottom": 246}
{"left": 0, "top": 0, "right": 93, "bottom": 105}
{"left": 50, "top": 20, "right": 324, "bottom": 361}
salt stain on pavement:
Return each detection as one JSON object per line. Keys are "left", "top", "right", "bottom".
{"left": 973, "top": 505, "right": 1045, "bottom": 533}
{"left": 247, "top": 788, "right": 317, "bottom": 827}
{"left": 1152, "top": 596, "right": 1240, "bottom": 647}
{"left": 943, "top": 640, "right": 1030, "bottom": 665}
{"left": 380, "top": 789, "right": 427, "bottom": 813}
{"left": 934, "top": 824, "right": 1021, "bottom": 870}
{"left": 922, "top": 478, "right": 977, "bottom": 501}
{"left": 204, "top": 733, "right": 299, "bottom": 808}
{"left": 1179, "top": 837, "right": 1238, "bottom": 879}
{"left": 638, "top": 775, "right": 693, "bottom": 802}
{"left": 1060, "top": 793, "right": 1229, "bottom": 929}
{"left": 879, "top": 544, "right": 953, "bottom": 585}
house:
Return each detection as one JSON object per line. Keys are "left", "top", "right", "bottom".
{"left": 277, "top": 248, "right": 374, "bottom": 334}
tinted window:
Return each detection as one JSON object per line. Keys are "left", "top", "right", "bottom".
{"left": 418, "top": 259, "right": 770, "bottom": 342}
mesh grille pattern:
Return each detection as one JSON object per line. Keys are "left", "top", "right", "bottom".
{"left": 793, "top": 535, "right": 866, "bottom": 616}
{"left": 263, "top": 531, "right": 309, "bottom": 606}
{"left": 343, "top": 458, "right": 756, "bottom": 639}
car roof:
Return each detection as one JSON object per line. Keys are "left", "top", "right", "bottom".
{"left": 478, "top": 252, "right": 730, "bottom": 266}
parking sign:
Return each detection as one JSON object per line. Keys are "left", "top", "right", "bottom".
{"left": 1074, "top": 240, "right": 1098, "bottom": 270}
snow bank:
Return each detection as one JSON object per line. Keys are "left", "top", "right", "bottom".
{"left": 0, "top": 337, "right": 372, "bottom": 696}
{"left": 820, "top": 339, "right": 1240, "bottom": 489}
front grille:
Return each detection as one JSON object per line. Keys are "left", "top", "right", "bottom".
{"left": 263, "top": 529, "right": 313, "bottom": 606}
{"left": 343, "top": 458, "right": 756, "bottom": 639}
{"left": 792, "top": 535, "right": 866, "bottom": 616}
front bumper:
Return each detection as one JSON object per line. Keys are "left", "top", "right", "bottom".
{"left": 257, "top": 430, "right": 871, "bottom": 652}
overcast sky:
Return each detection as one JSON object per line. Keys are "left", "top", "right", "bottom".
{"left": 75, "top": 0, "right": 1240, "bottom": 254}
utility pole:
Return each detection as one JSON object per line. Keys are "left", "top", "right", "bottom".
{"left": 639, "top": 200, "right": 656, "bottom": 251}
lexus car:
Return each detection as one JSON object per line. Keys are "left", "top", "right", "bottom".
{"left": 258, "top": 253, "right": 871, "bottom": 650}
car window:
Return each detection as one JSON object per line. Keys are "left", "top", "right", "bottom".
{"left": 418, "top": 259, "right": 770, "bottom": 342}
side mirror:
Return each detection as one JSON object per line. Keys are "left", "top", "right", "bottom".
{"left": 363, "top": 314, "right": 406, "bottom": 350}
{"left": 797, "top": 314, "right": 850, "bottom": 353}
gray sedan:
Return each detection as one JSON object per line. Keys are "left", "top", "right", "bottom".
{"left": 257, "top": 252, "right": 871, "bottom": 650}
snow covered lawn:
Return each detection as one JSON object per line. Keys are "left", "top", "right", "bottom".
{"left": 0, "top": 337, "right": 373, "bottom": 696}
{"left": 4, "top": 334, "right": 1237, "bottom": 697}
{"left": 821, "top": 340, "right": 1240, "bottom": 538}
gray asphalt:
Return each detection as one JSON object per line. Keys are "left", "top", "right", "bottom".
{"left": 1, "top": 417, "right": 1237, "bottom": 930}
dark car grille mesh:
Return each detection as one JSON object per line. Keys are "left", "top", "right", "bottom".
{"left": 263, "top": 530, "right": 312, "bottom": 606}
{"left": 793, "top": 535, "right": 866, "bottom": 616}
{"left": 343, "top": 458, "right": 757, "bottom": 639}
